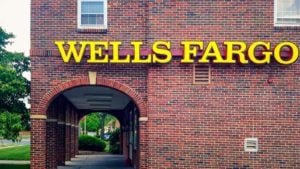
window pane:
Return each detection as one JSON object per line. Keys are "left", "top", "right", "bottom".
{"left": 81, "top": 14, "right": 89, "bottom": 24}
{"left": 96, "top": 14, "right": 104, "bottom": 25}
{"left": 277, "top": 0, "right": 300, "bottom": 18}
{"left": 82, "top": 1, "right": 104, "bottom": 14}
{"left": 88, "top": 14, "right": 97, "bottom": 24}
{"left": 81, "top": 14, "right": 98, "bottom": 25}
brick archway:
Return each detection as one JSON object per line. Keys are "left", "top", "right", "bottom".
{"left": 32, "top": 77, "right": 148, "bottom": 169}
{"left": 38, "top": 77, "right": 147, "bottom": 118}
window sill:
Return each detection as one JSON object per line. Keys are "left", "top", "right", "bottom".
{"left": 274, "top": 25, "right": 300, "bottom": 30}
{"left": 76, "top": 28, "right": 108, "bottom": 33}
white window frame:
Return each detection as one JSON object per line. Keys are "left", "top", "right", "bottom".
{"left": 274, "top": 0, "right": 300, "bottom": 26}
{"left": 77, "top": 0, "right": 108, "bottom": 29}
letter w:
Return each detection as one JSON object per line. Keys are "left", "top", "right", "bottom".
{"left": 55, "top": 41, "right": 87, "bottom": 63}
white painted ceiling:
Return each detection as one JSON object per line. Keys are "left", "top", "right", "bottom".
{"left": 63, "top": 86, "right": 131, "bottom": 111}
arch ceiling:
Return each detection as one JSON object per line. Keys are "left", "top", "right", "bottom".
{"left": 62, "top": 86, "right": 131, "bottom": 111}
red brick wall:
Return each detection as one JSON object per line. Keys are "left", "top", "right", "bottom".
{"left": 31, "top": 0, "right": 300, "bottom": 168}
{"left": 147, "top": 59, "right": 299, "bottom": 168}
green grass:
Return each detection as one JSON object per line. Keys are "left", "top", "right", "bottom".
{"left": 0, "top": 164, "right": 30, "bottom": 169}
{"left": 0, "top": 145, "right": 30, "bottom": 160}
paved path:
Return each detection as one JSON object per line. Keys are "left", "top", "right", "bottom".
{"left": 0, "top": 160, "right": 30, "bottom": 164}
{"left": 0, "top": 138, "right": 30, "bottom": 146}
{"left": 58, "top": 155, "right": 134, "bottom": 169}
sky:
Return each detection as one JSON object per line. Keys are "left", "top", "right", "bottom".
{"left": 0, "top": 0, "right": 30, "bottom": 56}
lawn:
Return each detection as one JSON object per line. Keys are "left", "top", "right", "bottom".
{"left": 0, "top": 164, "right": 30, "bottom": 169}
{"left": 0, "top": 145, "right": 30, "bottom": 160}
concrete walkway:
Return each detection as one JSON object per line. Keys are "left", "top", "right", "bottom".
{"left": 58, "top": 155, "right": 134, "bottom": 169}
{"left": 0, "top": 160, "right": 30, "bottom": 164}
{"left": 0, "top": 138, "right": 30, "bottom": 146}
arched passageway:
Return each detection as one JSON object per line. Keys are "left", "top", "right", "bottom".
{"left": 31, "top": 79, "right": 147, "bottom": 169}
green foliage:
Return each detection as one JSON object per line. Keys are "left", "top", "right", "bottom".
{"left": 108, "top": 128, "right": 121, "bottom": 154}
{"left": 0, "top": 27, "right": 30, "bottom": 140}
{"left": 79, "top": 135, "right": 106, "bottom": 152}
{"left": 0, "top": 112, "right": 23, "bottom": 142}
{"left": 82, "top": 113, "right": 100, "bottom": 132}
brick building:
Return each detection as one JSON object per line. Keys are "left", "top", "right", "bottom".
{"left": 30, "top": 0, "right": 300, "bottom": 169}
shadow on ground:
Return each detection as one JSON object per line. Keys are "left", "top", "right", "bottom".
{"left": 58, "top": 154, "right": 134, "bottom": 169}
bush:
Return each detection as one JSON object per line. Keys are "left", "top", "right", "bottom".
{"left": 108, "top": 129, "right": 121, "bottom": 154}
{"left": 79, "top": 135, "right": 106, "bottom": 151}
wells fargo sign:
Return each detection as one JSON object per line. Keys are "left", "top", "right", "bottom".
{"left": 55, "top": 41, "right": 299, "bottom": 65}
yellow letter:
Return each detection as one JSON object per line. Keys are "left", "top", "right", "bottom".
{"left": 131, "top": 42, "right": 151, "bottom": 63}
{"left": 224, "top": 41, "right": 248, "bottom": 64}
{"left": 152, "top": 41, "right": 172, "bottom": 63}
{"left": 110, "top": 41, "right": 130, "bottom": 63}
{"left": 248, "top": 42, "right": 272, "bottom": 64}
{"left": 274, "top": 42, "right": 299, "bottom": 65}
{"left": 181, "top": 41, "right": 203, "bottom": 63}
{"left": 55, "top": 41, "right": 87, "bottom": 63}
{"left": 87, "top": 42, "right": 109, "bottom": 63}
{"left": 199, "top": 41, "right": 225, "bottom": 63}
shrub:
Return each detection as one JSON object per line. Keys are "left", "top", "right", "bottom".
{"left": 108, "top": 129, "right": 121, "bottom": 154}
{"left": 79, "top": 135, "right": 106, "bottom": 151}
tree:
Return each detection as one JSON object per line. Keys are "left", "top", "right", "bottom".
{"left": 80, "top": 112, "right": 118, "bottom": 138}
{"left": 0, "top": 27, "right": 30, "bottom": 140}
{"left": 0, "top": 111, "right": 23, "bottom": 142}
{"left": 86, "top": 113, "right": 100, "bottom": 132}
{"left": 99, "top": 113, "right": 107, "bottom": 139}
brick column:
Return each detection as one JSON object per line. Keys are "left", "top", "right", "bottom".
{"left": 46, "top": 119, "right": 58, "bottom": 169}
{"left": 57, "top": 99, "right": 66, "bottom": 166}
{"left": 65, "top": 105, "right": 71, "bottom": 162}
{"left": 139, "top": 120, "right": 148, "bottom": 169}
{"left": 46, "top": 103, "right": 58, "bottom": 169}
{"left": 70, "top": 107, "right": 76, "bottom": 158}
{"left": 31, "top": 117, "right": 47, "bottom": 169}
{"left": 75, "top": 113, "right": 79, "bottom": 156}
{"left": 57, "top": 121, "right": 66, "bottom": 165}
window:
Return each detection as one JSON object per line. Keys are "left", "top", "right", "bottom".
{"left": 78, "top": 0, "right": 107, "bottom": 29}
{"left": 275, "top": 0, "right": 300, "bottom": 26}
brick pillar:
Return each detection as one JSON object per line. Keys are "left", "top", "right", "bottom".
{"left": 57, "top": 99, "right": 66, "bottom": 166}
{"left": 65, "top": 105, "right": 71, "bottom": 161}
{"left": 70, "top": 107, "right": 76, "bottom": 158}
{"left": 31, "top": 118, "right": 47, "bottom": 169}
{"left": 139, "top": 121, "right": 148, "bottom": 169}
{"left": 123, "top": 130, "right": 128, "bottom": 158}
{"left": 75, "top": 113, "right": 79, "bottom": 156}
{"left": 46, "top": 103, "right": 58, "bottom": 169}
{"left": 46, "top": 120, "right": 58, "bottom": 169}
{"left": 57, "top": 121, "right": 66, "bottom": 165}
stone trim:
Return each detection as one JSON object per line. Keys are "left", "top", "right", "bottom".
{"left": 139, "top": 117, "right": 148, "bottom": 122}
{"left": 30, "top": 115, "right": 47, "bottom": 120}
{"left": 88, "top": 71, "right": 97, "bottom": 85}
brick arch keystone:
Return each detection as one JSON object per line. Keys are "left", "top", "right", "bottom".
{"left": 38, "top": 77, "right": 147, "bottom": 117}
